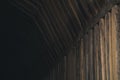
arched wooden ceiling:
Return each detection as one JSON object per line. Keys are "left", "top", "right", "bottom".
{"left": 9, "top": 0, "right": 119, "bottom": 77}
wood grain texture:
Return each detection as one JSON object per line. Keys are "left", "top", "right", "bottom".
{"left": 10, "top": 0, "right": 119, "bottom": 68}
{"left": 43, "top": 5, "right": 120, "bottom": 80}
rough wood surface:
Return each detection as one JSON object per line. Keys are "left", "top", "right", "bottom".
{"left": 43, "top": 5, "right": 120, "bottom": 80}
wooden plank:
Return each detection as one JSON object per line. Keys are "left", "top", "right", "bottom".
{"left": 105, "top": 13, "right": 109, "bottom": 80}
{"left": 64, "top": 56, "right": 67, "bottom": 80}
{"left": 111, "top": 6, "right": 118, "bottom": 80}
{"left": 99, "top": 18, "right": 105, "bottom": 80}
{"left": 108, "top": 11, "right": 113, "bottom": 80}
{"left": 116, "top": 5, "right": 120, "bottom": 80}
{"left": 93, "top": 24, "right": 99, "bottom": 80}
{"left": 89, "top": 29, "right": 93, "bottom": 80}
{"left": 80, "top": 39, "right": 85, "bottom": 80}
{"left": 76, "top": 41, "right": 80, "bottom": 80}
{"left": 84, "top": 34, "right": 89, "bottom": 80}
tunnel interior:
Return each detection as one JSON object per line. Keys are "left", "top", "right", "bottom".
{"left": 1, "top": 0, "right": 120, "bottom": 80}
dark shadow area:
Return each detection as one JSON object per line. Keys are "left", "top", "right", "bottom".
{"left": 0, "top": 1, "right": 49, "bottom": 80}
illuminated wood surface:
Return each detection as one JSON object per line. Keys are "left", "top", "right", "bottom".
{"left": 44, "top": 5, "right": 120, "bottom": 80}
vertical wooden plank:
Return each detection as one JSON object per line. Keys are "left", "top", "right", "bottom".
{"left": 103, "top": 16, "right": 107, "bottom": 80}
{"left": 67, "top": 50, "right": 72, "bottom": 80}
{"left": 89, "top": 29, "right": 93, "bottom": 80}
{"left": 93, "top": 24, "right": 99, "bottom": 80}
{"left": 83, "top": 34, "right": 87, "bottom": 80}
{"left": 98, "top": 22, "right": 102, "bottom": 80}
{"left": 108, "top": 11, "right": 113, "bottom": 80}
{"left": 69, "top": 48, "right": 74, "bottom": 80}
{"left": 80, "top": 39, "right": 85, "bottom": 80}
{"left": 87, "top": 31, "right": 90, "bottom": 80}
{"left": 64, "top": 56, "right": 67, "bottom": 80}
{"left": 111, "top": 6, "right": 118, "bottom": 80}
{"left": 100, "top": 18, "right": 105, "bottom": 80}
{"left": 107, "top": 12, "right": 111, "bottom": 80}
{"left": 73, "top": 47, "right": 76, "bottom": 80}
{"left": 59, "top": 61, "right": 61, "bottom": 80}
{"left": 105, "top": 13, "right": 109, "bottom": 80}
{"left": 93, "top": 26, "right": 96, "bottom": 80}
{"left": 116, "top": 5, "right": 120, "bottom": 80}
{"left": 62, "top": 57, "right": 65, "bottom": 80}
{"left": 85, "top": 34, "right": 89, "bottom": 80}
{"left": 70, "top": 50, "right": 73, "bottom": 80}
{"left": 66, "top": 52, "right": 69, "bottom": 80}
{"left": 104, "top": 14, "right": 107, "bottom": 80}
{"left": 76, "top": 41, "right": 80, "bottom": 80}
{"left": 97, "top": 25, "right": 100, "bottom": 80}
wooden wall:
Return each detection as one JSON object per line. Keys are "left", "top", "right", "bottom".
{"left": 42, "top": 5, "right": 120, "bottom": 80}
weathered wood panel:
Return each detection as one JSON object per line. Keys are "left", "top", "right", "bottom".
{"left": 43, "top": 5, "right": 120, "bottom": 80}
